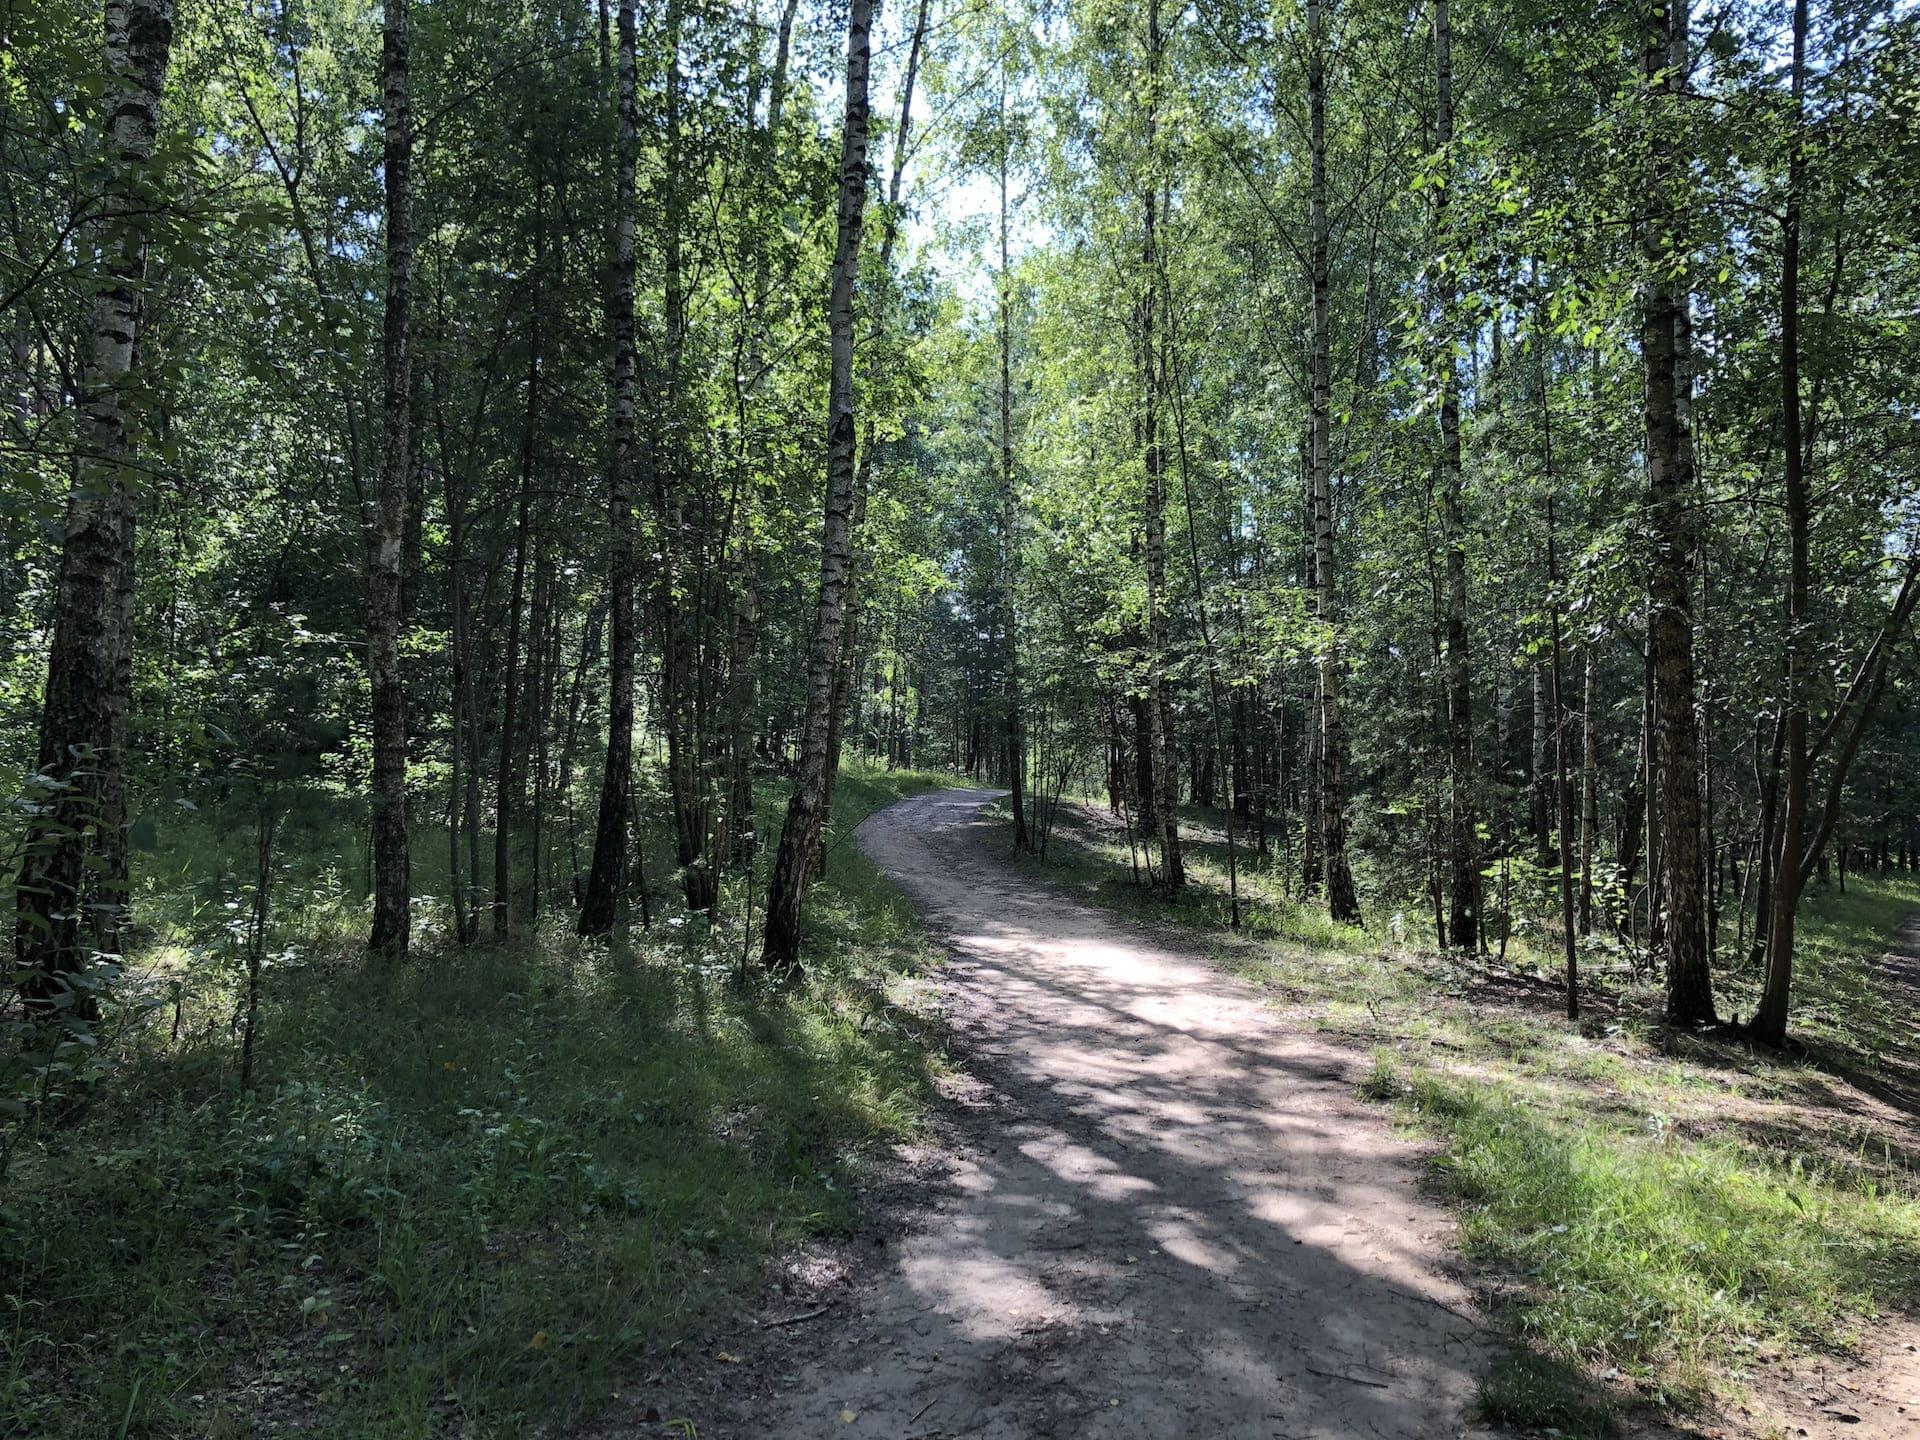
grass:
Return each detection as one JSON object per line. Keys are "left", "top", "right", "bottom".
{"left": 1475, "top": 1350, "right": 1616, "bottom": 1437}
{"left": 13, "top": 776, "right": 1915, "bottom": 1433}
{"left": 0, "top": 764, "right": 955, "bottom": 1439}
{"left": 1719, "top": 876, "right": 1920, "bottom": 1065}
{"left": 1026, "top": 798, "right": 1920, "bottom": 1424}
{"left": 1365, "top": 1052, "right": 1920, "bottom": 1406}
{"left": 993, "top": 794, "right": 1378, "bottom": 960}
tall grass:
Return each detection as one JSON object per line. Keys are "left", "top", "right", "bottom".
{"left": 1, "top": 765, "right": 954, "bottom": 1438}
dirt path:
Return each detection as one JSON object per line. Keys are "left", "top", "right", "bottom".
{"left": 621, "top": 788, "right": 1492, "bottom": 1437}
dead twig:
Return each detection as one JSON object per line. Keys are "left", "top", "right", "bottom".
{"left": 1304, "top": 1365, "right": 1390, "bottom": 1390}
{"left": 760, "top": 1304, "right": 832, "bottom": 1329}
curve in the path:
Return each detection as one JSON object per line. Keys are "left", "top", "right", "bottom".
{"left": 706, "top": 788, "right": 1491, "bottom": 1438}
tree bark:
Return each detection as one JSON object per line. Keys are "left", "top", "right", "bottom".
{"left": 1540, "top": 326, "right": 1578, "bottom": 1019}
{"left": 579, "top": 0, "right": 640, "bottom": 939}
{"left": 1747, "top": 0, "right": 1920, "bottom": 1041}
{"left": 444, "top": 455, "right": 477, "bottom": 945}
{"left": 815, "top": 0, "right": 930, "bottom": 878}
{"left": 1579, "top": 648, "right": 1597, "bottom": 935}
{"left": 999, "top": 74, "right": 1032, "bottom": 854}
{"left": 529, "top": 549, "right": 555, "bottom": 915}
{"left": 1169, "top": 290, "right": 1241, "bottom": 928}
{"left": 1140, "top": 0, "right": 1183, "bottom": 890}
{"left": 1433, "top": 0, "right": 1478, "bottom": 950}
{"left": 722, "top": 0, "right": 802, "bottom": 874}
{"left": 1530, "top": 666, "right": 1550, "bottom": 860}
{"left": 363, "top": 0, "right": 413, "bottom": 960}
{"left": 656, "top": 0, "right": 717, "bottom": 915}
{"left": 1643, "top": 0, "right": 1713, "bottom": 1026}
{"left": 16, "top": 0, "right": 174, "bottom": 1008}
{"left": 1132, "top": 691, "right": 1157, "bottom": 832}
{"left": 761, "top": 0, "right": 878, "bottom": 972}
{"left": 1307, "top": 0, "right": 1359, "bottom": 923}
{"left": 1753, "top": 0, "right": 1810, "bottom": 1046}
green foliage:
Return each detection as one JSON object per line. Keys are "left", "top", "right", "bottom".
{"left": 1475, "top": 1351, "right": 1615, "bottom": 1438}
{"left": 0, "top": 768, "right": 949, "bottom": 1438}
{"left": 9, "top": 0, "right": 1920, "bottom": 1428}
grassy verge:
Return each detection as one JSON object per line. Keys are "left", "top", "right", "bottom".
{"left": 1, "top": 766, "right": 953, "bottom": 1439}
{"left": 1023, "top": 800, "right": 1920, "bottom": 1427}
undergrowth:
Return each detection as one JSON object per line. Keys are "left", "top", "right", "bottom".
{"left": 0, "top": 766, "right": 953, "bottom": 1438}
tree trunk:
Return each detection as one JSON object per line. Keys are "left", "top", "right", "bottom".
{"left": 1169, "top": 287, "right": 1241, "bottom": 927}
{"left": 999, "top": 78, "right": 1031, "bottom": 854}
{"left": 445, "top": 471, "right": 477, "bottom": 945}
{"left": 1579, "top": 647, "right": 1597, "bottom": 935}
{"left": 657, "top": 0, "right": 716, "bottom": 915}
{"left": 1132, "top": 691, "right": 1157, "bottom": 831}
{"left": 1639, "top": 641, "right": 1660, "bottom": 948}
{"left": 812, "top": 0, "right": 929, "bottom": 882}
{"left": 100, "top": 469, "right": 136, "bottom": 961}
{"left": 816, "top": 485, "right": 865, "bottom": 883}
{"left": 1755, "top": 0, "right": 1812, "bottom": 1047}
{"left": 761, "top": 0, "right": 877, "bottom": 972}
{"left": 1140, "top": 0, "right": 1183, "bottom": 890}
{"left": 1643, "top": 0, "right": 1714, "bottom": 1027}
{"left": 494, "top": 212, "right": 541, "bottom": 938}
{"left": 400, "top": 367, "right": 426, "bottom": 733}
{"left": 1434, "top": 0, "right": 1478, "bottom": 949}
{"left": 1423, "top": 493, "right": 1450, "bottom": 941}
{"left": 1530, "top": 666, "right": 1551, "bottom": 860}
{"left": 556, "top": 601, "right": 606, "bottom": 898}
{"left": 529, "top": 549, "right": 555, "bottom": 916}
{"left": 16, "top": 0, "right": 174, "bottom": 1009}
{"left": 1539, "top": 320, "right": 1578, "bottom": 1019}
{"left": 364, "top": 0, "right": 413, "bottom": 959}
{"left": 1308, "top": 0, "right": 1359, "bottom": 923}
{"left": 579, "top": 0, "right": 640, "bottom": 939}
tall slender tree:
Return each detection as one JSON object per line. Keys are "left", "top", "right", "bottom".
{"left": 657, "top": 0, "right": 717, "bottom": 914}
{"left": 1750, "top": 0, "right": 1920, "bottom": 1043}
{"left": 1141, "top": 0, "right": 1183, "bottom": 888}
{"left": 722, "top": 0, "right": 805, "bottom": 876}
{"left": 1642, "top": 0, "right": 1713, "bottom": 1026}
{"left": 1433, "top": 0, "right": 1477, "bottom": 950}
{"left": 998, "top": 69, "right": 1032, "bottom": 854}
{"left": 15, "top": 0, "right": 175, "bottom": 1006}
{"left": 762, "top": 0, "right": 879, "bottom": 971}
{"left": 815, "top": 0, "right": 931, "bottom": 879}
{"left": 1306, "top": 0, "right": 1359, "bottom": 923}
{"left": 494, "top": 171, "right": 544, "bottom": 938}
{"left": 1755, "top": 0, "right": 1812, "bottom": 1047}
{"left": 365, "top": 0, "right": 414, "bottom": 959}
{"left": 580, "top": 0, "right": 641, "bottom": 939}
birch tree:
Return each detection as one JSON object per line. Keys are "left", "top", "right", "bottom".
{"left": 761, "top": 0, "right": 880, "bottom": 972}
{"left": 15, "top": 0, "right": 175, "bottom": 1008}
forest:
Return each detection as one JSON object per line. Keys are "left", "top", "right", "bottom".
{"left": 5, "top": 0, "right": 1920, "bottom": 1435}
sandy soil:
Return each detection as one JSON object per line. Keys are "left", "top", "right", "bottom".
{"left": 614, "top": 788, "right": 1494, "bottom": 1438}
